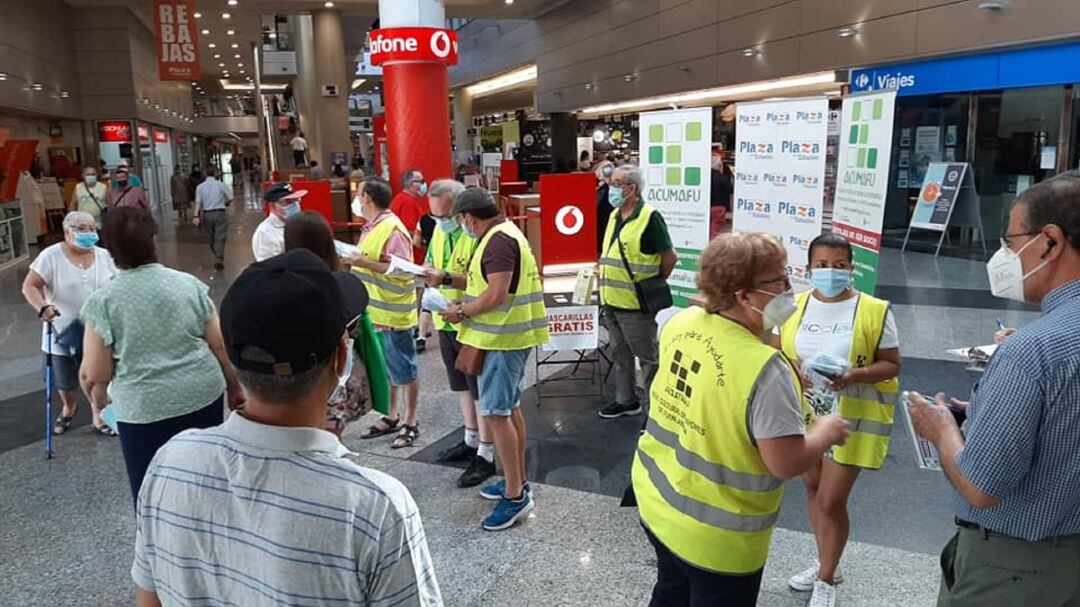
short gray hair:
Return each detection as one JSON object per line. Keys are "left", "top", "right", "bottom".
{"left": 63, "top": 211, "right": 95, "bottom": 231}
{"left": 428, "top": 179, "right": 465, "bottom": 201}
{"left": 614, "top": 164, "right": 644, "bottom": 192}
{"left": 234, "top": 345, "right": 332, "bottom": 404}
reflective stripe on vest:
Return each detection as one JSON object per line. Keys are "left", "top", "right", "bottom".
{"left": 430, "top": 227, "right": 477, "bottom": 332}
{"left": 645, "top": 419, "right": 784, "bottom": 493}
{"left": 456, "top": 221, "right": 549, "bottom": 351}
{"left": 599, "top": 204, "right": 662, "bottom": 310}
{"left": 352, "top": 214, "right": 418, "bottom": 330}
{"left": 778, "top": 291, "right": 899, "bottom": 469}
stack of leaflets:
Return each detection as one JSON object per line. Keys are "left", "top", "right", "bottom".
{"left": 901, "top": 391, "right": 943, "bottom": 471}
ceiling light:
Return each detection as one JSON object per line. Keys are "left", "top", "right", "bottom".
{"left": 213, "top": 53, "right": 221, "bottom": 58}
{"left": 742, "top": 47, "right": 760, "bottom": 57}
{"left": 239, "top": 70, "right": 245, "bottom": 74}
{"left": 208, "top": 43, "right": 217, "bottom": 48}
{"left": 218, "top": 62, "right": 226, "bottom": 67}
{"left": 227, "top": 29, "right": 235, "bottom": 36}
{"left": 837, "top": 27, "right": 861, "bottom": 37}
{"left": 220, "top": 81, "right": 287, "bottom": 91}
{"left": 505, "top": 0, "right": 514, "bottom": 4}
{"left": 977, "top": 0, "right": 1007, "bottom": 8}
{"left": 221, "top": 12, "right": 231, "bottom": 19}
{"left": 584, "top": 83, "right": 593, "bottom": 90}
{"left": 59, "top": 91, "right": 70, "bottom": 98}
{"left": 231, "top": 43, "right": 239, "bottom": 48}
{"left": 194, "top": 11, "right": 202, "bottom": 18}
{"left": 227, "top": 0, "right": 238, "bottom": 5}
{"left": 351, "top": 78, "right": 367, "bottom": 89}
{"left": 234, "top": 54, "right": 241, "bottom": 59}
{"left": 201, "top": 29, "right": 210, "bottom": 35}
{"left": 624, "top": 74, "right": 636, "bottom": 82}
{"left": 31, "top": 83, "right": 44, "bottom": 91}
{"left": 324, "top": 1, "right": 334, "bottom": 6}
{"left": 579, "top": 71, "right": 840, "bottom": 115}
{"left": 0, "top": 73, "right": 8, "bottom": 81}
{"left": 466, "top": 64, "right": 537, "bottom": 96}
{"left": 236, "top": 63, "right": 244, "bottom": 67}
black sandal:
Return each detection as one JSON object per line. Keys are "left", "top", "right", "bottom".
{"left": 52, "top": 415, "right": 73, "bottom": 435}
{"left": 91, "top": 424, "right": 118, "bottom": 437}
{"left": 360, "top": 416, "right": 399, "bottom": 439}
{"left": 390, "top": 423, "right": 419, "bottom": 449}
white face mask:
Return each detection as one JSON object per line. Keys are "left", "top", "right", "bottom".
{"left": 750, "top": 289, "right": 797, "bottom": 329}
{"left": 351, "top": 196, "right": 364, "bottom": 218}
{"left": 328, "top": 338, "right": 355, "bottom": 402}
{"left": 986, "top": 234, "right": 1050, "bottom": 302}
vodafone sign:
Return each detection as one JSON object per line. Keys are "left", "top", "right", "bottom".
{"left": 539, "top": 172, "right": 598, "bottom": 267}
{"left": 368, "top": 28, "right": 458, "bottom": 66}
{"left": 98, "top": 121, "right": 132, "bottom": 143}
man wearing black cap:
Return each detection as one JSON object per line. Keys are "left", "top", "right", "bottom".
{"left": 252, "top": 181, "right": 308, "bottom": 261}
{"left": 131, "top": 250, "right": 442, "bottom": 606}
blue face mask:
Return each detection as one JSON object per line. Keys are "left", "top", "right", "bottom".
{"left": 73, "top": 231, "right": 99, "bottom": 249}
{"left": 602, "top": 166, "right": 613, "bottom": 177}
{"left": 418, "top": 182, "right": 428, "bottom": 196}
{"left": 462, "top": 218, "right": 477, "bottom": 239}
{"left": 436, "top": 216, "right": 458, "bottom": 234}
{"left": 283, "top": 201, "right": 301, "bottom": 218}
{"left": 608, "top": 186, "right": 625, "bottom": 208}
{"left": 811, "top": 268, "right": 852, "bottom": 297}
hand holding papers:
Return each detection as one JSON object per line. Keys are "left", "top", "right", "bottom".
{"left": 386, "top": 255, "right": 428, "bottom": 277}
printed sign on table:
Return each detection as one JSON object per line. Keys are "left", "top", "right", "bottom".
{"left": 638, "top": 107, "right": 711, "bottom": 307}
{"left": 154, "top": 0, "right": 200, "bottom": 81}
{"left": 543, "top": 305, "right": 599, "bottom": 352}
{"left": 733, "top": 98, "right": 829, "bottom": 290}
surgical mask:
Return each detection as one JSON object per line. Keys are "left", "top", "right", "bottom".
{"left": 462, "top": 218, "right": 477, "bottom": 239}
{"left": 116, "top": 180, "right": 128, "bottom": 188}
{"left": 810, "top": 268, "right": 851, "bottom": 298}
{"left": 72, "top": 232, "right": 99, "bottom": 249}
{"left": 83, "top": 175, "right": 97, "bottom": 186}
{"left": 601, "top": 166, "right": 613, "bottom": 177}
{"left": 608, "top": 186, "right": 625, "bottom": 208}
{"left": 283, "top": 201, "right": 301, "bottom": 218}
{"left": 418, "top": 182, "right": 428, "bottom": 196}
{"left": 986, "top": 235, "right": 1050, "bottom": 302}
{"left": 328, "top": 338, "right": 355, "bottom": 402}
{"left": 351, "top": 196, "right": 363, "bottom": 218}
{"left": 751, "top": 289, "right": 797, "bottom": 329}
{"left": 436, "top": 216, "right": 458, "bottom": 233}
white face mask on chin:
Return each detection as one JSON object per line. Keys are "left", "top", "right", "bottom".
{"left": 986, "top": 234, "right": 1050, "bottom": 302}
{"left": 750, "top": 289, "right": 797, "bottom": 329}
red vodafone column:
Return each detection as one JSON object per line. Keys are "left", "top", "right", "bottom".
{"left": 370, "top": 27, "right": 458, "bottom": 191}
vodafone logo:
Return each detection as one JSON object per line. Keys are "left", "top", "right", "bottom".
{"left": 555, "top": 205, "right": 584, "bottom": 236}
{"left": 430, "top": 30, "right": 454, "bottom": 58}
{"left": 369, "top": 27, "right": 458, "bottom": 66}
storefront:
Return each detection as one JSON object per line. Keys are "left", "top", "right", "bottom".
{"left": 850, "top": 40, "right": 1080, "bottom": 256}
{"left": 96, "top": 120, "right": 180, "bottom": 211}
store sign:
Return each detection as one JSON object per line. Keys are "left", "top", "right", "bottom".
{"left": 542, "top": 305, "right": 599, "bottom": 352}
{"left": 152, "top": 128, "right": 169, "bottom": 143}
{"left": 153, "top": 0, "right": 200, "bottom": 81}
{"left": 138, "top": 124, "right": 151, "bottom": 142}
{"left": 832, "top": 90, "right": 897, "bottom": 294}
{"left": 733, "top": 98, "right": 828, "bottom": 292}
{"left": 639, "top": 107, "right": 712, "bottom": 307}
{"left": 539, "top": 172, "right": 597, "bottom": 267}
{"left": 368, "top": 28, "right": 458, "bottom": 66}
{"left": 98, "top": 121, "right": 132, "bottom": 142}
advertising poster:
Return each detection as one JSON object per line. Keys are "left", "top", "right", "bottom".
{"left": 733, "top": 98, "right": 829, "bottom": 290}
{"left": 154, "top": 0, "right": 200, "bottom": 81}
{"left": 638, "top": 107, "right": 712, "bottom": 307}
{"left": 831, "top": 90, "right": 897, "bottom": 294}
{"left": 912, "top": 126, "right": 941, "bottom": 185}
{"left": 543, "top": 306, "right": 599, "bottom": 352}
{"left": 910, "top": 162, "right": 968, "bottom": 230}
{"left": 539, "top": 172, "right": 597, "bottom": 267}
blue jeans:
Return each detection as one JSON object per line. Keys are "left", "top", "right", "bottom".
{"left": 478, "top": 348, "right": 531, "bottom": 416}
{"left": 381, "top": 329, "right": 419, "bottom": 386}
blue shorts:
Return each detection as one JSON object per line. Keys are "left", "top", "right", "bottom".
{"left": 45, "top": 352, "right": 81, "bottom": 391}
{"left": 380, "top": 329, "right": 418, "bottom": 386}
{"left": 478, "top": 348, "right": 531, "bottom": 417}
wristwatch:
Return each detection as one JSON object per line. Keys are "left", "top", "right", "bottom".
{"left": 441, "top": 272, "right": 453, "bottom": 287}
{"left": 457, "top": 303, "right": 468, "bottom": 319}
{"left": 37, "top": 304, "right": 55, "bottom": 318}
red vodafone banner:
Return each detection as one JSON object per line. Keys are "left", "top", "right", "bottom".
{"left": 138, "top": 124, "right": 151, "bottom": 142}
{"left": 154, "top": 0, "right": 200, "bottom": 81}
{"left": 153, "top": 128, "right": 170, "bottom": 143}
{"left": 539, "top": 172, "right": 597, "bottom": 267}
{"left": 369, "top": 28, "right": 458, "bottom": 66}
{"left": 98, "top": 121, "right": 132, "bottom": 142}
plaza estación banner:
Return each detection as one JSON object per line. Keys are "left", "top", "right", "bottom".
{"left": 733, "top": 98, "right": 829, "bottom": 291}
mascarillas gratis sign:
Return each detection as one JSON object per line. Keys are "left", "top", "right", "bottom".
{"left": 154, "top": 0, "right": 200, "bottom": 81}
{"left": 368, "top": 28, "right": 459, "bottom": 66}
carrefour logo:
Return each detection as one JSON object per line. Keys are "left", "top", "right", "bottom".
{"left": 739, "top": 141, "right": 774, "bottom": 158}
{"left": 736, "top": 197, "right": 771, "bottom": 218}
{"left": 854, "top": 70, "right": 916, "bottom": 91}
{"left": 735, "top": 171, "right": 759, "bottom": 185}
{"left": 780, "top": 141, "right": 821, "bottom": 160}
{"left": 738, "top": 114, "right": 761, "bottom": 125}
{"left": 763, "top": 173, "right": 788, "bottom": 187}
{"left": 766, "top": 111, "right": 791, "bottom": 124}
{"left": 796, "top": 110, "right": 824, "bottom": 123}
{"left": 777, "top": 202, "right": 817, "bottom": 223}
{"left": 792, "top": 174, "right": 820, "bottom": 188}
{"left": 855, "top": 73, "right": 870, "bottom": 89}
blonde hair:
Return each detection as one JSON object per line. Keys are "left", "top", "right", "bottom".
{"left": 698, "top": 232, "right": 787, "bottom": 312}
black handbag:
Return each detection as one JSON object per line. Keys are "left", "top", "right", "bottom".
{"left": 616, "top": 238, "right": 673, "bottom": 313}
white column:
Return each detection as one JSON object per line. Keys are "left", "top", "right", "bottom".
{"left": 377, "top": 0, "right": 445, "bottom": 28}
{"left": 452, "top": 87, "right": 473, "bottom": 165}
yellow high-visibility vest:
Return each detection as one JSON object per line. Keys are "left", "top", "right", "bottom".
{"left": 632, "top": 307, "right": 807, "bottom": 574}
{"left": 779, "top": 291, "right": 900, "bottom": 469}
{"left": 352, "top": 214, "right": 418, "bottom": 330}
{"left": 599, "top": 204, "right": 662, "bottom": 310}
{"left": 428, "top": 226, "right": 477, "bottom": 332}
{"left": 457, "top": 221, "right": 549, "bottom": 351}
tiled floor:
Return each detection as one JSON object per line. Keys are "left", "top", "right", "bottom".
{"left": 0, "top": 194, "right": 1008, "bottom": 605}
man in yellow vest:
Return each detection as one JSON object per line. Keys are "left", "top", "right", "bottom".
{"left": 350, "top": 177, "right": 422, "bottom": 449}
{"left": 420, "top": 179, "right": 495, "bottom": 488}
{"left": 632, "top": 232, "right": 849, "bottom": 605}
{"left": 437, "top": 188, "right": 549, "bottom": 531}
{"left": 598, "top": 165, "right": 678, "bottom": 420}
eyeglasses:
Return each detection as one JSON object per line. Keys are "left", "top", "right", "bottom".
{"left": 1000, "top": 230, "right": 1040, "bottom": 251}
{"left": 755, "top": 276, "right": 792, "bottom": 291}
{"left": 69, "top": 225, "right": 96, "bottom": 233}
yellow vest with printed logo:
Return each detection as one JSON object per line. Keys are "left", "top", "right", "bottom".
{"left": 778, "top": 291, "right": 899, "bottom": 470}
{"left": 429, "top": 226, "right": 477, "bottom": 332}
{"left": 352, "top": 214, "right": 418, "bottom": 330}
{"left": 599, "top": 204, "right": 663, "bottom": 310}
{"left": 457, "top": 221, "right": 549, "bottom": 351}
{"left": 632, "top": 307, "right": 809, "bottom": 574}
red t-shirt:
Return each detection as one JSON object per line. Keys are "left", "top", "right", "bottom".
{"left": 390, "top": 191, "right": 430, "bottom": 263}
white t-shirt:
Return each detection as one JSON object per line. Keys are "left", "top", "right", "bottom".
{"left": 290, "top": 136, "right": 308, "bottom": 151}
{"left": 791, "top": 293, "right": 899, "bottom": 362}
{"left": 251, "top": 214, "right": 285, "bottom": 262}
{"left": 29, "top": 243, "right": 117, "bottom": 355}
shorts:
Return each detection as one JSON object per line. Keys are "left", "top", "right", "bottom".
{"left": 380, "top": 329, "right": 418, "bottom": 386}
{"left": 438, "top": 331, "right": 479, "bottom": 399}
{"left": 478, "top": 348, "right": 531, "bottom": 417}
{"left": 45, "top": 352, "right": 80, "bottom": 391}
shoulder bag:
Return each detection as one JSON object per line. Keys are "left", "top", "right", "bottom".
{"left": 617, "top": 238, "right": 673, "bottom": 313}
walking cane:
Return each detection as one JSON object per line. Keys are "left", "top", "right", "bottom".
{"left": 45, "top": 321, "right": 54, "bottom": 459}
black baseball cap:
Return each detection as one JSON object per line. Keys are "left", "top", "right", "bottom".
{"left": 263, "top": 181, "right": 308, "bottom": 203}
{"left": 221, "top": 249, "right": 367, "bottom": 376}
{"left": 450, "top": 187, "right": 496, "bottom": 216}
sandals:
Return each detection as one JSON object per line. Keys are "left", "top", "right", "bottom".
{"left": 91, "top": 424, "right": 118, "bottom": 437}
{"left": 390, "top": 423, "right": 420, "bottom": 449}
{"left": 360, "top": 416, "right": 399, "bottom": 439}
{"left": 52, "top": 415, "right": 74, "bottom": 435}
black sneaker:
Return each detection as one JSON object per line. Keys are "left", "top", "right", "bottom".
{"left": 458, "top": 455, "right": 496, "bottom": 488}
{"left": 598, "top": 401, "right": 643, "bottom": 419}
{"left": 436, "top": 440, "right": 476, "bottom": 463}
{"left": 415, "top": 338, "right": 427, "bottom": 353}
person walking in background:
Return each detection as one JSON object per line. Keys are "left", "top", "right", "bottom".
{"left": 106, "top": 167, "right": 150, "bottom": 213}
{"left": 710, "top": 149, "right": 733, "bottom": 240}
{"left": 193, "top": 166, "right": 234, "bottom": 270}
{"left": 169, "top": 165, "right": 192, "bottom": 224}
{"left": 112, "top": 163, "right": 143, "bottom": 189}
{"left": 309, "top": 160, "right": 327, "bottom": 180}
{"left": 908, "top": 172, "right": 1080, "bottom": 606}
{"left": 392, "top": 168, "right": 434, "bottom": 352}
{"left": 438, "top": 188, "right": 549, "bottom": 531}
{"left": 351, "top": 177, "right": 423, "bottom": 450}
{"left": 79, "top": 208, "right": 243, "bottom": 503}
{"left": 69, "top": 165, "right": 108, "bottom": 227}
{"left": 21, "top": 211, "right": 117, "bottom": 436}
{"left": 290, "top": 131, "right": 309, "bottom": 168}
{"left": 594, "top": 160, "right": 615, "bottom": 257}
{"left": 633, "top": 232, "right": 849, "bottom": 606}
{"left": 420, "top": 179, "right": 495, "bottom": 488}
{"left": 251, "top": 182, "right": 307, "bottom": 262}
{"left": 597, "top": 165, "right": 677, "bottom": 420}
{"left": 774, "top": 233, "right": 902, "bottom": 607}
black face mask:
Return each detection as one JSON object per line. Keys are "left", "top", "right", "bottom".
{"left": 116, "top": 180, "right": 129, "bottom": 188}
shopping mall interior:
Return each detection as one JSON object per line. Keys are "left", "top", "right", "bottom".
{"left": 1, "top": 0, "right": 1078, "bottom": 605}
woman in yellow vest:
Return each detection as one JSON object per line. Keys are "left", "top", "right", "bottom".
{"left": 633, "top": 232, "right": 849, "bottom": 605}
{"left": 773, "top": 233, "right": 901, "bottom": 607}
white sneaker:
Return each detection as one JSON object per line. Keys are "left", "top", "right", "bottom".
{"left": 809, "top": 580, "right": 837, "bottom": 607}
{"left": 788, "top": 563, "right": 844, "bottom": 592}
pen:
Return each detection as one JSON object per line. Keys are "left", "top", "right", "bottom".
{"left": 995, "top": 318, "right": 1006, "bottom": 331}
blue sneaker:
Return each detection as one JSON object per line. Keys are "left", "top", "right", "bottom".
{"left": 479, "top": 479, "right": 532, "bottom": 501}
{"left": 482, "top": 493, "right": 535, "bottom": 531}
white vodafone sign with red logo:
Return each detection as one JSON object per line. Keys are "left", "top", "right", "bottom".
{"left": 539, "top": 172, "right": 598, "bottom": 267}
{"left": 368, "top": 28, "right": 458, "bottom": 66}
